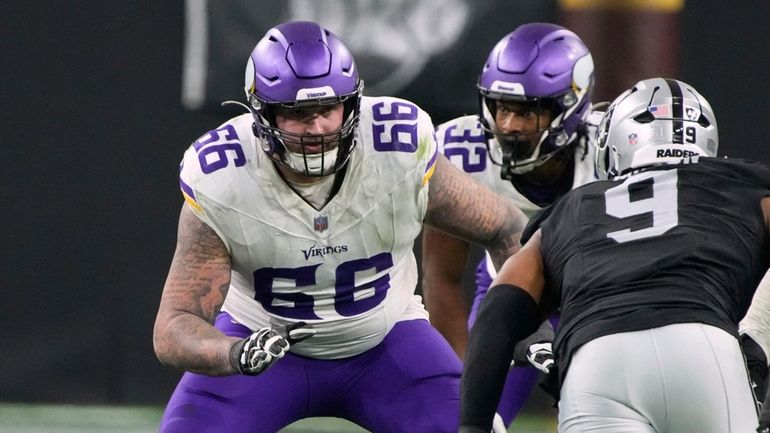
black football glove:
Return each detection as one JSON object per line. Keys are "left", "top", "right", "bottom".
{"left": 231, "top": 322, "right": 315, "bottom": 375}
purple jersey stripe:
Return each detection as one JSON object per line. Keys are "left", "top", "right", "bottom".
{"left": 425, "top": 142, "right": 438, "bottom": 174}
{"left": 179, "top": 178, "right": 196, "bottom": 201}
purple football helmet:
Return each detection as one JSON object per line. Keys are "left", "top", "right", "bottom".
{"left": 478, "top": 23, "right": 595, "bottom": 177}
{"left": 244, "top": 21, "right": 363, "bottom": 176}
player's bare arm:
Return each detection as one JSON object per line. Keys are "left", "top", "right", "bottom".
{"left": 424, "top": 155, "right": 527, "bottom": 270}
{"left": 762, "top": 197, "right": 770, "bottom": 234}
{"left": 491, "top": 229, "right": 546, "bottom": 303}
{"left": 421, "top": 225, "right": 472, "bottom": 359}
{"left": 153, "top": 204, "right": 239, "bottom": 375}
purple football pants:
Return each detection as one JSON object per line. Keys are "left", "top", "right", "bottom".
{"left": 159, "top": 312, "right": 462, "bottom": 433}
{"left": 471, "top": 259, "right": 558, "bottom": 426}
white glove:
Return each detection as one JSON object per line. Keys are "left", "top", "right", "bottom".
{"left": 491, "top": 413, "right": 506, "bottom": 433}
{"left": 524, "top": 341, "right": 554, "bottom": 374}
{"left": 233, "top": 322, "right": 314, "bottom": 375}
{"left": 511, "top": 319, "right": 554, "bottom": 374}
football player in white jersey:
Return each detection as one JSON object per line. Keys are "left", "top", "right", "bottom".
{"left": 152, "top": 20, "right": 526, "bottom": 433}
{"left": 421, "top": 23, "right": 599, "bottom": 426}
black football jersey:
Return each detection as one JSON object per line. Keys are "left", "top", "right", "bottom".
{"left": 526, "top": 157, "right": 770, "bottom": 384}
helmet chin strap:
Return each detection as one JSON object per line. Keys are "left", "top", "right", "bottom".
{"left": 500, "top": 135, "right": 576, "bottom": 179}
{"left": 284, "top": 147, "right": 340, "bottom": 177}
{"left": 496, "top": 127, "right": 552, "bottom": 177}
{"left": 501, "top": 147, "right": 557, "bottom": 177}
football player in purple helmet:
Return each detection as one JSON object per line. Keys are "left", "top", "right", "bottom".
{"left": 423, "top": 22, "right": 600, "bottom": 427}
{"left": 154, "top": 20, "right": 526, "bottom": 432}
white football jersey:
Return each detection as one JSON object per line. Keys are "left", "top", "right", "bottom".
{"left": 179, "top": 96, "right": 439, "bottom": 359}
{"left": 435, "top": 114, "right": 599, "bottom": 277}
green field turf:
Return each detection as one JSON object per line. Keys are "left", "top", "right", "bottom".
{"left": 0, "top": 403, "right": 556, "bottom": 432}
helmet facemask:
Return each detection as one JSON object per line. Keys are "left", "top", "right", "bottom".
{"left": 479, "top": 91, "right": 581, "bottom": 178}
{"left": 249, "top": 85, "right": 361, "bottom": 177}
{"left": 476, "top": 23, "right": 595, "bottom": 180}
{"left": 243, "top": 21, "right": 363, "bottom": 178}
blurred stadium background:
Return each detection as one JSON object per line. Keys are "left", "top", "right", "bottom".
{"left": 4, "top": 0, "right": 769, "bottom": 431}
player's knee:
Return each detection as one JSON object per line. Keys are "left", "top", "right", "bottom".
{"left": 160, "top": 403, "right": 224, "bottom": 433}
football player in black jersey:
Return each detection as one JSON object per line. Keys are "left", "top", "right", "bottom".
{"left": 459, "top": 77, "right": 770, "bottom": 433}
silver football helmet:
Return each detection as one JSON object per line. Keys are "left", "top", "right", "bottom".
{"left": 595, "top": 78, "right": 718, "bottom": 179}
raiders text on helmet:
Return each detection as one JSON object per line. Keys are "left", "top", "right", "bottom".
{"left": 594, "top": 77, "right": 718, "bottom": 179}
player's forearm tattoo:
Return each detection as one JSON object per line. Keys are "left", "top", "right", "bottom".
{"left": 426, "top": 157, "right": 526, "bottom": 269}
{"left": 154, "top": 206, "right": 237, "bottom": 375}
{"left": 167, "top": 208, "right": 230, "bottom": 321}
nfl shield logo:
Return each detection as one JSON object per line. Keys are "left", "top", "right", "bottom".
{"left": 314, "top": 215, "right": 328, "bottom": 232}
{"left": 628, "top": 133, "right": 638, "bottom": 145}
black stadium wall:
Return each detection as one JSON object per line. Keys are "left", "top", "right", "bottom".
{"left": 3, "top": 0, "right": 769, "bottom": 404}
